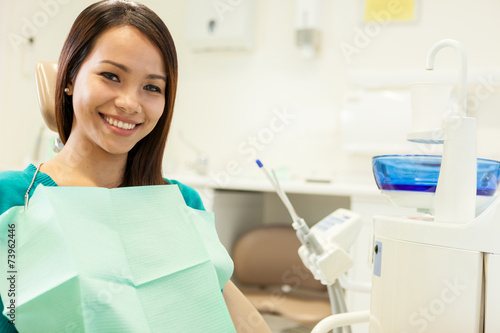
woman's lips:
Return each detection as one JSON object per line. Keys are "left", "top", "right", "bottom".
{"left": 100, "top": 113, "right": 141, "bottom": 136}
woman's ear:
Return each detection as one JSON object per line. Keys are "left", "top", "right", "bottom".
{"left": 65, "top": 81, "right": 74, "bottom": 96}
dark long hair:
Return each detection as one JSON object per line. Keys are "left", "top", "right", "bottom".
{"left": 55, "top": 0, "right": 177, "bottom": 186}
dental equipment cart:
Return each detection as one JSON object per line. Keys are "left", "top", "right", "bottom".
{"left": 369, "top": 39, "right": 500, "bottom": 333}
{"left": 312, "top": 39, "right": 500, "bottom": 333}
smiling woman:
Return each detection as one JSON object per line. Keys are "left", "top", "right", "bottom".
{"left": 53, "top": 0, "right": 176, "bottom": 188}
{"left": 57, "top": 25, "right": 167, "bottom": 186}
{"left": 0, "top": 1, "right": 270, "bottom": 332}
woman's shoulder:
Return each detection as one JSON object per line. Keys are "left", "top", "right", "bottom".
{"left": 0, "top": 166, "right": 38, "bottom": 193}
{"left": 0, "top": 166, "right": 35, "bottom": 215}
{"left": 0, "top": 164, "right": 57, "bottom": 215}
{"left": 165, "top": 178, "right": 205, "bottom": 211}
{"left": 0, "top": 169, "right": 30, "bottom": 185}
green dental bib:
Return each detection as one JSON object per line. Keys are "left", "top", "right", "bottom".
{"left": 0, "top": 185, "right": 235, "bottom": 332}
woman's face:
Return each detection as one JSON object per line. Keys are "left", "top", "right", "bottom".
{"left": 67, "top": 25, "right": 166, "bottom": 157}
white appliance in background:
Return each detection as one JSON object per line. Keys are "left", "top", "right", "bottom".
{"left": 29, "top": 126, "right": 59, "bottom": 167}
{"left": 185, "top": 0, "right": 255, "bottom": 52}
{"left": 295, "top": 0, "right": 322, "bottom": 58}
{"left": 339, "top": 89, "right": 413, "bottom": 156}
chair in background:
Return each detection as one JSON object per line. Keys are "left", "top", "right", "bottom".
{"left": 232, "top": 225, "right": 332, "bottom": 329}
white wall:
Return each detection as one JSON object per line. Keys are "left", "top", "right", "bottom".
{"left": 0, "top": 0, "right": 90, "bottom": 170}
{"left": 2, "top": 0, "right": 500, "bottom": 181}
{"left": 0, "top": 1, "right": 9, "bottom": 135}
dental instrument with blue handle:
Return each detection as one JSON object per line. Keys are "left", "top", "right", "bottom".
{"left": 255, "top": 159, "right": 324, "bottom": 256}
{"left": 256, "top": 159, "right": 364, "bottom": 333}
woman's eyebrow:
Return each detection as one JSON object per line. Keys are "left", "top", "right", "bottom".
{"left": 146, "top": 74, "right": 167, "bottom": 82}
{"left": 100, "top": 60, "right": 166, "bottom": 82}
{"left": 100, "top": 60, "right": 129, "bottom": 72}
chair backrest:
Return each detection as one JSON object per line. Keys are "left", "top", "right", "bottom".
{"left": 233, "top": 225, "right": 326, "bottom": 291}
{"left": 35, "top": 62, "right": 58, "bottom": 132}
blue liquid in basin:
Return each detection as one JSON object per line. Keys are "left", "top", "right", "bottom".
{"left": 372, "top": 155, "right": 500, "bottom": 196}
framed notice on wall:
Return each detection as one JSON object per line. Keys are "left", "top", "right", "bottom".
{"left": 364, "top": 0, "right": 417, "bottom": 22}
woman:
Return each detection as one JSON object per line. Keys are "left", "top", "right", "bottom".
{"left": 0, "top": 1, "right": 270, "bottom": 332}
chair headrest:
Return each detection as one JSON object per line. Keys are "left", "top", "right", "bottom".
{"left": 35, "top": 62, "right": 58, "bottom": 132}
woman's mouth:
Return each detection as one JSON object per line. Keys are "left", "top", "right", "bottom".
{"left": 100, "top": 113, "right": 139, "bottom": 130}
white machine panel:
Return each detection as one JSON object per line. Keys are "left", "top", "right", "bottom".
{"left": 370, "top": 235, "right": 483, "bottom": 333}
{"left": 485, "top": 253, "right": 500, "bottom": 332}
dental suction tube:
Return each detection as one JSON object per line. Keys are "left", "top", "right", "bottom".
{"left": 255, "top": 159, "right": 324, "bottom": 255}
{"left": 256, "top": 159, "right": 350, "bottom": 333}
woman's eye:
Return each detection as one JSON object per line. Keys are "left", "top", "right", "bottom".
{"left": 144, "top": 84, "right": 162, "bottom": 94}
{"left": 100, "top": 72, "right": 119, "bottom": 82}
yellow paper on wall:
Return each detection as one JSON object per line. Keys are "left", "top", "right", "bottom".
{"left": 364, "top": 0, "right": 415, "bottom": 22}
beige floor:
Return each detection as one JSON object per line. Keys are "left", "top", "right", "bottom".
{"left": 262, "top": 313, "right": 313, "bottom": 333}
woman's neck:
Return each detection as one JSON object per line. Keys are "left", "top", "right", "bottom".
{"left": 41, "top": 136, "right": 127, "bottom": 188}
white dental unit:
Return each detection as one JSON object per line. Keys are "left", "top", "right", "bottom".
{"left": 368, "top": 39, "right": 500, "bottom": 333}
{"left": 312, "top": 39, "right": 500, "bottom": 333}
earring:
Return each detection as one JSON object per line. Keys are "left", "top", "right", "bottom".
{"left": 64, "top": 88, "right": 70, "bottom": 94}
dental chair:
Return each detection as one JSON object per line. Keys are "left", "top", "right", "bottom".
{"left": 31, "top": 62, "right": 62, "bottom": 163}
{"left": 34, "top": 62, "right": 58, "bottom": 132}
{"left": 232, "top": 225, "right": 331, "bottom": 331}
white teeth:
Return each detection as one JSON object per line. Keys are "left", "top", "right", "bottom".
{"left": 103, "top": 115, "right": 137, "bottom": 130}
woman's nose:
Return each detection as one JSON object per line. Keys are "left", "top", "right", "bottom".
{"left": 115, "top": 88, "right": 141, "bottom": 114}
